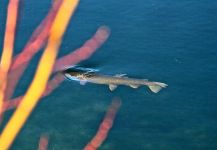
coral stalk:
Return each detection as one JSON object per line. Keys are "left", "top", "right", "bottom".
{"left": 0, "top": 0, "right": 19, "bottom": 116}
{"left": 84, "top": 98, "right": 121, "bottom": 150}
{"left": 0, "top": 0, "right": 79, "bottom": 149}
{"left": 38, "top": 134, "right": 49, "bottom": 150}
{"left": 3, "top": 26, "right": 110, "bottom": 112}
{"left": 54, "top": 26, "right": 110, "bottom": 72}
{"left": 4, "top": 0, "right": 63, "bottom": 101}
{"left": 11, "top": 0, "right": 63, "bottom": 70}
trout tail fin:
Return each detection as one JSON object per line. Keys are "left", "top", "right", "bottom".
{"left": 148, "top": 82, "right": 167, "bottom": 93}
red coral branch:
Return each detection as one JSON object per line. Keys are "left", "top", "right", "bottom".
{"left": 3, "top": 73, "right": 65, "bottom": 112}
{"left": 84, "top": 98, "right": 121, "bottom": 150}
{"left": 38, "top": 134, "right": 49, "bottom": 150}
{"left": 4, "top": 0, "right": 63, "bottom": 101}
{"left": 53, "top": 26, "right": 110, "bottom": 72}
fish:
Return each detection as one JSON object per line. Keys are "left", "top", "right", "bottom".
{"left": 62, "top": 68, "right": 167, "bottom": 93}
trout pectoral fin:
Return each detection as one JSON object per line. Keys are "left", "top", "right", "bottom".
{"left": 80, "top": 80, "right": 87, "bottom": 85}
{"left": 129, "top": 84, "right": 140, "bottom": 88}
{"left": 109, "top": 84, "right": 117, "bottom": 91}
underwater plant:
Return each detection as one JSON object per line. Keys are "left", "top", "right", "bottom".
{"left": 0, "top": 0, "right": 116, "bottom": 149}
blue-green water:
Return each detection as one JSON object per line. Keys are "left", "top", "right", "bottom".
{"left": 0, "top": 0, "right": 217, "bottom": 149}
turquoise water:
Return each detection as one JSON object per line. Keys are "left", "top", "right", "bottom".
{"left": 0, "top": 0, "right": 217, "bottom": 149}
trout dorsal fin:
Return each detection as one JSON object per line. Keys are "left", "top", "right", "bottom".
{"left": 115, "top": 74, "right": 127, "bottom": 77}
{"left": 109, "top": 84, "right": 117, "bottom": 91}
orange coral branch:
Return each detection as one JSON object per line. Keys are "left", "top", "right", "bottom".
{"left": 0, "top": 0, "right": 19, "bottom": 77}
{"left": 0, "top": 0, "right": 19, "bottom": 116}
{"left": 4, "top": 0, "right": 63, "bottom": 101}
{"left": 0, "top": 0, "right": 79, "bottom": 149}
{"left": 3, "top": 73, "right": 65, "bottom": 112}
{"left": 11, "top": 0, "right": 63, "bottom": 70}
{"left": 84, "top": 98, "right": 121, "bottom": 150}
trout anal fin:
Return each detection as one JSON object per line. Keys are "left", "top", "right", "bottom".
{"left": 129, "top": 84, "right": 140, "bottom": 88}
{"left": 148, "top": 85, "right": 162, "bottom": 93}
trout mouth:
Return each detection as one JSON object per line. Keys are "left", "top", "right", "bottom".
{"left": 62, "top": 66, "right": 97, "bottom": 80}
{"left": 63, "top": 67, "right": 85, "bottom": 75}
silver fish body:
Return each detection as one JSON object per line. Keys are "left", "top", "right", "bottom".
{"left": 64, "top": 71, "right": 167, "bottom": 93}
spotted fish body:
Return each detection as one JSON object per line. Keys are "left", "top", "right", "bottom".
{"left": 63, "top": 69, "right": 167, "bottom": 93}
